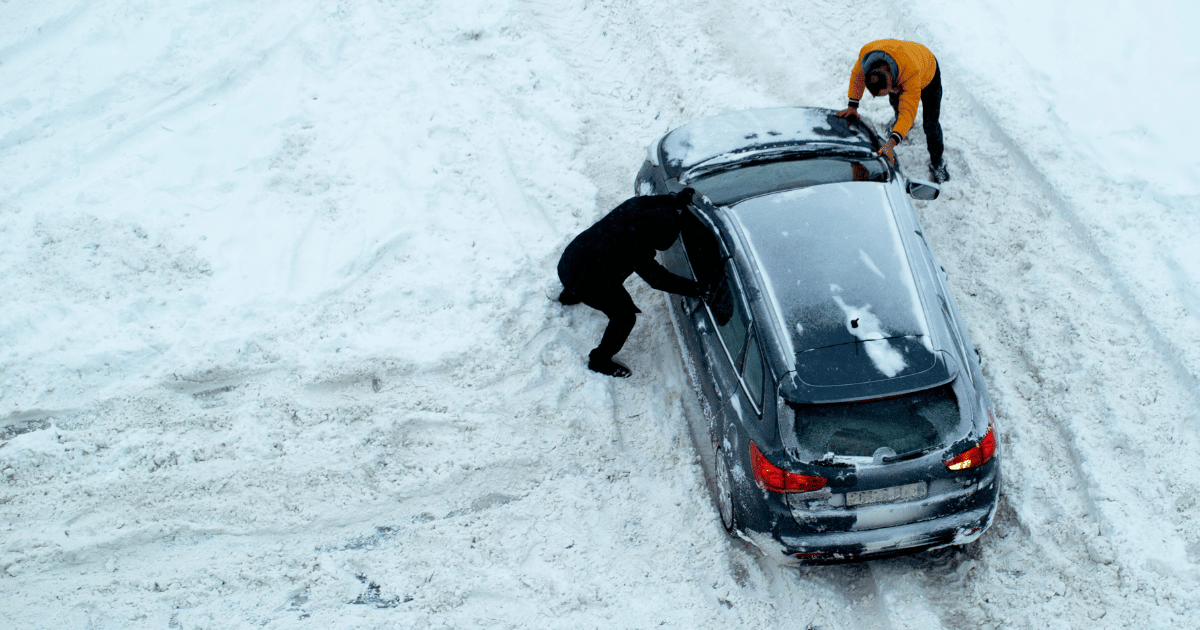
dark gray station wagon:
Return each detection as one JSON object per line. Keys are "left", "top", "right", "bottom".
{"left": 636, "top": 107, "right": 1000, "bottom": 563}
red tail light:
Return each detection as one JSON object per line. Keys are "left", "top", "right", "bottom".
{"left": 750, "top": 442, "right": 827, "bottom": 493}
{"left": 945, "top": 413, "right": 997, "bottom": 471}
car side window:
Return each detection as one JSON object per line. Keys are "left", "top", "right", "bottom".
{"left": 742, "top": 331, "right": 765, "bottom": 411}
{"left": 680, "top": 206, "right": 737, "bottom": 327}
{"left": 679, "top": 207, "right": 724, "bottom": 288}
{"left": 714, "top": 261, "right": 749, "bottom": 370}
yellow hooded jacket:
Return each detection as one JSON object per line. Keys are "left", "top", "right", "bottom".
{"left": 847, "top": 39, "right": 938, "bottom": 144}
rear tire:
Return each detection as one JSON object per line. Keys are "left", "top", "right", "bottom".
{"left": 715, "top": 448, "right": 737, "bottom": 532}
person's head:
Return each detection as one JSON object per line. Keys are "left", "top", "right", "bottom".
{"left": 865, "top": 62, "right": 893, "bottom": 97}
{"left": 675, "top": 187, "right": 696, "bottom": 208}
{"left": 640, "top": 206, "right": 683, "bottom": 251}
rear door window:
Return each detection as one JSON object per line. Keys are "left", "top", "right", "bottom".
{"left": 741, "top": 330, "right": 765, "bottom": 410}
{"left": 678, "top": 207, "right": 724, "bottom": 288}
{"left": 713, "top": 261, "right": 749, "bottom": 370}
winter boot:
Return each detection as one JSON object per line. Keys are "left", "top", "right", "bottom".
{"left": 557, "top": 287, "right": 582, "bottom": 305}
{"left": 588, "top": 351, "right": 631, "bottom": 378}
{"left": 930, "top": 160, "right": 950, "bottom": 184}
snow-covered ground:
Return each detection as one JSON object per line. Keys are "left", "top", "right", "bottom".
{"left": 3, "top": 1, "right": 1199, "bottom": 628}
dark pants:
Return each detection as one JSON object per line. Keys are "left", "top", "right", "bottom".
{"left": 559, "top": 285, "right": 641, "bottom": 361}
{"left": 889, "top": 63, "right": 944, "bottom": 166}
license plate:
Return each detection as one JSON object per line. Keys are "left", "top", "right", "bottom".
{"left": 845, "top": 482, "right": 927, "bottom": 507}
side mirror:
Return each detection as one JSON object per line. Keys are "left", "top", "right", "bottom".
{"left": 906, "top": 179, "right": 940, "bottom": 201}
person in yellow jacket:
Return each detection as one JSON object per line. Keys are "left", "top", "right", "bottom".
{"left": 836, "top": 39, "right": 949, "bottom": 183}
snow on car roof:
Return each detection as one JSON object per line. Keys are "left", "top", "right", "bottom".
{"left": 660, "top": 107, "right": 878, "bottom": 178}
{"left": 730, "top": 182, "right": 938, "bottom": 387}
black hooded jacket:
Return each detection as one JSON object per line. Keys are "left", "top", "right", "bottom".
{"left": 558, "top": 194, "right": 702, "bottom": 297}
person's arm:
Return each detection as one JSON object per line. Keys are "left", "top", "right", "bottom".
{"left": 891, "top": 89, "right": 920, "bottom": 145}
{"left": 634, "top": 257, "right": 703, "bottom": 297}
{"left": 837, "top": 56, "right": 868, "bottom": 119}
{"left": 871, "top": 88, "right": 919, "bottom": 164}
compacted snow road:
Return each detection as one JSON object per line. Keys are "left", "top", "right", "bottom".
{"left": 2, "top": 1, "right": 1199, "bottom": 628}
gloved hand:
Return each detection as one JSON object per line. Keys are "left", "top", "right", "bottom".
{"left": 878, "top": 137, "right": 898, "bottom": 164}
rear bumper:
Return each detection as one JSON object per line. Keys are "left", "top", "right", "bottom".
{"left": 776, "top": 495, "right": 998, "bottom": 564}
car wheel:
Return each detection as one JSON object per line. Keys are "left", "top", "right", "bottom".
{"left": 715, "top": 448, "right": 737, "bottom": 532}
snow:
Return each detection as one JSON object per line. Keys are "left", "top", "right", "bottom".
{"left": 970, "top": 0, "right": 1199, "bottom": 197}
{"left": 3, "top": 1, "right": 1200, "bottom": 629}
{"left": 830, "top": 295, "right": 908, "bottom": 379}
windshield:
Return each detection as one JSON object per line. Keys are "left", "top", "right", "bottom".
{"left": 660, "top": 107, "right": 881, "bottom": 178}
{"left": 791, "top": 384, "right": 960, "bottom": 458}
{"left": 689, "top": 157, "right": 888, "bottom": 206}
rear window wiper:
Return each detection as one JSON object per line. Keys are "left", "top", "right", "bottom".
{"left": 881, "top": 444, "right": 941, "bottom": 463}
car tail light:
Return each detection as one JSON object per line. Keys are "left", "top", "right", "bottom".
{"left": 750, "top": 442, "right": 827, "bottom": 493}
{"left": 945, "top": 412, "right": 997, "bottom": 471}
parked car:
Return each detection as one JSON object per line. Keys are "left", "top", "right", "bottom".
{"left": 636, "top": 107, "right": 999, "bottom": 563}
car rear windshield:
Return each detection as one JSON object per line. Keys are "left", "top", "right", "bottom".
{"left": 690, "top": 157, "right": 888, "bottom": 206}
{"left": 791, "top": 384, "right": 960, "bottom": 458}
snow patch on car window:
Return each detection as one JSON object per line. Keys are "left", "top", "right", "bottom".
{"left": 831, "top": 294, "right": 907, "bottom": 377}
{"left": 859, "top": 249, "right": 885, "bottom": 279}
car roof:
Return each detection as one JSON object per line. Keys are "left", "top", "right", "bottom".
{"left": 660, "top": 107, "right": 878, "bottom": 179}
{"left": 728, "top": 182, "right": 951, "bottom": 399}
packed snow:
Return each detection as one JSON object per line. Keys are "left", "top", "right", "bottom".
{"left": 3, "top": 1, "right": 1199, "bottom": 628}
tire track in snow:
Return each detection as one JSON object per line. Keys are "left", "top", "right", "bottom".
{"left": 0, "top": 1, "right": 92, "bottom": 63}
{"left": 0, "top": 2, "right": 325, "bottom": 205}
{"left": 955, "top": 88, "right": 1200, "bottom": 412}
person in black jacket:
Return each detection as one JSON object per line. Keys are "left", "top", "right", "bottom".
{"left": 557, "top": 188, "right": 704, "bottom": 377}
